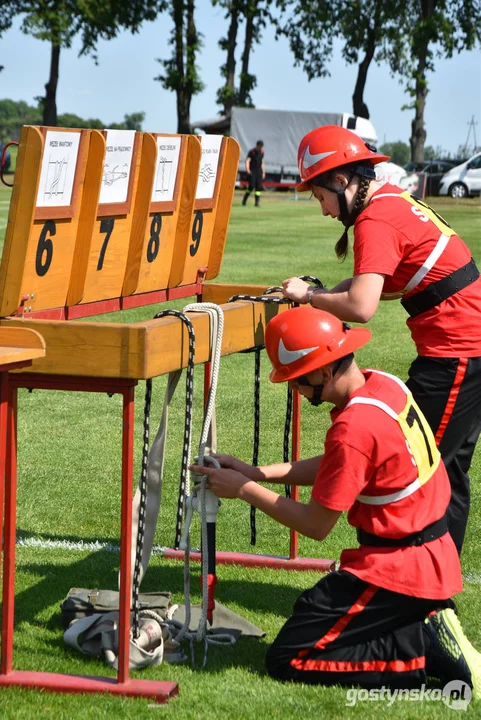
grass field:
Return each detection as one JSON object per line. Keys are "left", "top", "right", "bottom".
{"left": 0, "top": 184, "right": 481, "bottom": 718}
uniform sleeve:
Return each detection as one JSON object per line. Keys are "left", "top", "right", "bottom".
{"left": 312, "top": 437, "right": 374, "bottom": 512}
{"left": 353, "top": 216, "right": 406, "bottom": 277}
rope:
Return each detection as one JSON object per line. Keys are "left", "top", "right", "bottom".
{"left": 131, "top": 309, "right": 195, "bottom": 638}
{"left": 175, "top": 303, "right": 235, "bottom": 668}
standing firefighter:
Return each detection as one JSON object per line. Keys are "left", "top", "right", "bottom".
{"left": 282, "top": 125, "right": 481, "bottom": 555}
{"left": 242, "top": 140, "right": 265, "bottom": 207}
{"left": 191, "top": 306, "right": 481, "bottom": 695}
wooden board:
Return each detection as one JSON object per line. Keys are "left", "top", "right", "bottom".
{"left": 1, "top": 296, "right": 287, "bottom": 379}
{"left": 0, "top": 327, "right": 45, "bottom": 366}
{"left": 0, "top": 126, "right": 96, "bottom": 316}
{"left": 122, "top": 134, "right": 201, "bottom": 297}
{"left": 177, "top": 136, "right": 240, "bottom": 287}
{"left": 78, "top": 130, "right": 143, "bottom": 305}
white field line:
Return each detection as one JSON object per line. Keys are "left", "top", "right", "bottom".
{"left": 15, "top": 536, "right": 202, "bottom": 555}
{"left": 13, "top": 536, "right": 481, "bottom": 584}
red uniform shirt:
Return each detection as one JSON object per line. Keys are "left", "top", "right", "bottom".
{"left": 353, "top": 183, "right": 481, "bottom": 357}
{"left": 312, "top": 370, "right": 462, "bottom": 599}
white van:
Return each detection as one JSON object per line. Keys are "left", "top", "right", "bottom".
{"left": 438, "top": 152, "right": 481, "bottom": 198}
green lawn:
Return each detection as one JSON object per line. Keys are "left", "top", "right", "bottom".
{"left": 0, "top": 185, "right": 481, "bottom": 718}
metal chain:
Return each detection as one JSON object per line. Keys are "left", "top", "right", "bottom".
{"left": 250, "top": 347, "right": 261, "bottom": 545}
{"left": 284, "top": 387, "right": 292, "bottom": 499}
{"left": 132, "top": 309, "right": 195, "bottom": 638}
{"left": 227, "top": 276, "right": 324, "bottom": 543}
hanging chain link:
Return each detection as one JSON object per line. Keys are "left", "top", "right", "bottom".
{"left": 228, "top": 275, "right": 324, "bottom": 543}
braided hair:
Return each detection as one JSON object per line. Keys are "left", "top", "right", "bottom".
{"left": 335, "top": 175, "right": 372, "bottom": 261}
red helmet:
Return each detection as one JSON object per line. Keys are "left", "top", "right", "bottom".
{"left": 265, "top": 306, "right": 371, "bottom": 383}
{"left": 297, "top": 125, "right": 390, "bottom": 192}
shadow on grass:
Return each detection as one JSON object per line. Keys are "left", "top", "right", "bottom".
{"left": 15, "top": 530, "right": 303, "bottom": 629}
{"left": 13, "top": 528, "right": 305, "bottom": 675}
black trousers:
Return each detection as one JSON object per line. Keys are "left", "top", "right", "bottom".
{"left": 266, "top": 570, "right": 450, "bottom": 688}
{"left": 248, "top": 172, "right": 263, "bottom": 192}
{"left": 406, "top": 355, "right": 481, "bottom": 554}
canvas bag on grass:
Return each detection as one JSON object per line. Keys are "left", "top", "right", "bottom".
{"left": 60, "top": 587, "right": 172, "bottom": 629}
{"left": 63, "top": 608, "right": 186, "bottom": 670}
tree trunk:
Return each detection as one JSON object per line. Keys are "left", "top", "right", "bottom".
{"left": 179, "top": 0, "right": 199, "bottom": 133}
{"left": 352, "top": 47, "right": 374, "bottom": 119}
{"left": 409, "top": 51, "right": 428, "bottom": 164}
{"left": 223, "top": 3, "right": 239, "bottom": 114}
{"left": 172, "top": 0, "right": 188, "bottom": 133}
{"left": 409, "top": 0, "right": 438, "bottom": 163}
{"left": 43, "top": 42, "right": 60, "bottom": 126}
{"left": 238, "top": 6, "right": 254, "bottom": 106}
{"left": 352, "top": 1, "right": 382, "bottom": 120}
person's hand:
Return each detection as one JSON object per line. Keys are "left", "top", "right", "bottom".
{"left": 189, "top": 464, "right": 252, "bottom": 499}
{"left": 282, "top": 277, "right": 311, "bottom": 304}
{"left": 210, "top": 453, "right": 261, "bottom": 481}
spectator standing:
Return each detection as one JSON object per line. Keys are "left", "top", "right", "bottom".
{"left": 242, "top": 140, "right": 265, "bottom": 207}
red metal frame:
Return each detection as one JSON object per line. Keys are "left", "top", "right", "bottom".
{"left": 0, "top": 372, "right": 178, "bottom": 703}
{"left": 14, "top": 282, "right": 203, "bottom": 320}
{"left": 0, "top": 305, "right": 333, "bottom": 703}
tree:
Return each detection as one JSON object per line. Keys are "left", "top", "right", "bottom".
{"left": 237, "top": 0, "right": 268, "bottom": 107}
{"left": 0, "top": 98, "right": 42, "bottom": 142}
{"left": 214, "top": 0, "right": 270, "bottom": 115}
{"left": 275, "top": 1, "right": 404, "bottom": 120}
{"left": 109, "top": 112, "right": 146, "bottom": 130}
{"left": 379, "top": 140, "right": 410, "bottom": 166}
{"left": 388, "top": 0, "right": 481, "bottom": 163}
{"left": 214, "top": 0, "right": 241, "bottom": 114}
{"left": 0, "top": 0, "right": 23, "bottom": 72}
{"left": 5, "top": 0, "right": 166, "bottom": 126}
{"left": 155, "top": 0, "right": 204, "bottom": 133}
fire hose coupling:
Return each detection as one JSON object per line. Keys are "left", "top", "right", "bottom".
{"left": 178, "top": 460, "right": 221, "bottom": 550}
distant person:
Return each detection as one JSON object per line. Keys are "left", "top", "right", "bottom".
{"left": 242, "top": 140, "right": 265, "bottom": 207}
{"left": 281, "top": 125, "right": 481, "bottom": 556}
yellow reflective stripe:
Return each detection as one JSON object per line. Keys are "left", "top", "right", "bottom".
{"left": 398, "top": 395, "right": 440, "bottom": 486}
{"left": 347, "top": 374, "right": 441, "bottom": 506}
{"left": 398, "top": 191, "right": 455, "bottom": 237}
{"left": 371, "top": 191, "right": 456, "bottom": 296}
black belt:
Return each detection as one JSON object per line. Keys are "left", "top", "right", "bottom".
{"left": 401, "top": 258, "right": 479, "bottom": 318}
{"left": 356, "top": 514, "right": 448, "bottom": 548}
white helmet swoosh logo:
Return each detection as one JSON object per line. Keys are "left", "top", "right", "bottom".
{"left": 278, "top": 338, "right": 319, "bottom": 365}
{"left": 302, "top": 147, "right": 336, "bottom": 169}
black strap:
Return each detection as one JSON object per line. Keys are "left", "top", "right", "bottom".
{"left": 356, "top": 514, "right": 448, "bottom": 548}
{"left": 401, "top": 258, "right": 479, "bottom": 318}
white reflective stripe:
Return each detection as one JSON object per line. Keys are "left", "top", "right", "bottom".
{"left": 371, "top": 193, "right": 401, "bottom": 200}
{"left": 364, "top": 368, "right": 410, "bottom": 395}
{"left": 357, "top": 477, "right": 422, "bottom": 505}
{"left": 368, "top": 192, "right": 451, "bottom": 295}
{"left": 405, "top": 233, "right": 450, "bottom": 292}
{"left": 344, "top": 396, "right": 398, "bottom": 420}
{"left": 346, "top": 376, "right": 421, "bottom": 506}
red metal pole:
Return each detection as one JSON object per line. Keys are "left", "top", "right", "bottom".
{"left": 289, "top": 388, "right": 301, "bottom": 560}
{"left": 117, "top": 384, "right": 136, "bottom": 685}
{"left": 2, "top": 378, "right": 17, "bottom": 675}
{"left": 203, "top": 362, "right": 212, "bottom": 410}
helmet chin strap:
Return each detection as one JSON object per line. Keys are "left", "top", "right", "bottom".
{"left": 308, "top": 384, "right": 324, "bottom": 407}
{"left": 337, "top": 189, "right": 352, "bottom": 228}
{"left": 296, "top": 375, "right": 325, "bottom": 406}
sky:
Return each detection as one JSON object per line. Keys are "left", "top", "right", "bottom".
{"left": 1, "top": 5, "right": 480, "bottom": 157}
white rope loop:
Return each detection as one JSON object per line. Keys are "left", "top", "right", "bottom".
{"left": 174, "top": 302, "right": 236, "bottom": 666}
